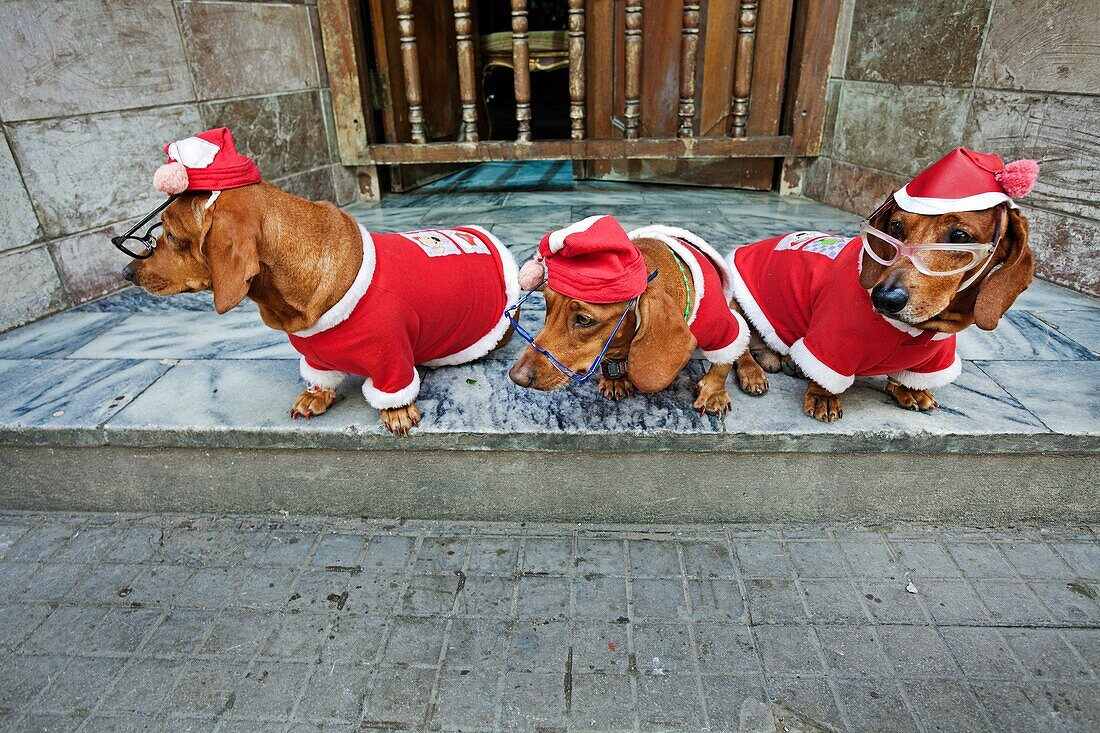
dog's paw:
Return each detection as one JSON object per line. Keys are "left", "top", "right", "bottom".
{"left": 598, "top": 375, "right": 636, "bottom": 401}
{"left": 693, "top": 384, "right": 732, "bottom": 418}
{"left": 886, "top": 382, "right": 939, "bottom": 412}
{"left": 780, "top": 355, "right": 806, "bottom": 379}
{"left": 736, "top": 363, "right": 769, "bottom": 396}
{"left": 290, "top": 386, "right": 338, "bottom": 419}
{"left": 753, "top": 348, "right": 782, "bottom": 374}
{"left": 381, "top": 403, "right": 421, "bottom": 436}
{"left": 803, "top": 391, "right": 843, "bottom": 422}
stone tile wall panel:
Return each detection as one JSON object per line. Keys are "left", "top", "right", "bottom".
{"left": 50, "top": 223, "right": 135, "bottom": 305}
{"left": 0, "top": 132, "right": 41, "bottom": 253}
{"left": 178, "top": 2, "right": 318, "bottom": 100}
{"left": 0, "top": 0, "right": 193, "bottom": 121}
{"left": 978, "top": 0, "right": 1100, "bottom": 94}
{"left": 845, "top": 0, "right": 992, "bottom": 86}
{"left": 7, "top": 105, "right": 203, "bottom": 238}
{"left": 0, "top": 247, "right": 68, "bottom": 331}
{"left": 201, "top": 91, "right": 331, "bottom": 181}
{"left": 966, "top": 90, "right": 1099, "bottom": 222}
{"left": 832, "top": 81, "right": 970, "bottom": 178}
{"left": 1024, "top": 208, "right": 1100, "bottom": 296}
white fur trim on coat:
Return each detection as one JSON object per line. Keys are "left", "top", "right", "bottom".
{"left": 421, "top": 225, "right": 520, "bottom": 368}
{"left": 632, "top": 231, "right": 706, "bottom": 324}
{"left": 893, "top": 186, "right": 1017, "bottom": 215}
{"left": 293, "top": 223, "right": 376, "bottom": 338}
{"left": 628, "top": 225, "right": 734, "bottom": 302}
{"left": 362, "top": 368, "right": 422, "bottom": 410}
{"left": 299, "top": 357, "right": 346, "bottom": 391}
{"left": 726, "top": 249, "right": 791, "bottom": 355}
{"left": 700, "top": 310, "right": 750, "bottom": 365}
{"left": 889, "top": 354, "right": 963, "bottom": 390}
{"left": 547, "top": 215, "right": 606, "bottom": 253}
{"left": 789, "top": 338, "right": 855, "bottom": 394}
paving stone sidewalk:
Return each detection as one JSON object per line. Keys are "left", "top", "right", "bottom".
{"left": 0, "top": 512, "right": 1097, "bottom": 732}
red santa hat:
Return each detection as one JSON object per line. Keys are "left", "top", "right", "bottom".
{"left": 892, "top": 147, "right": 1038, "bottom": 216}
{"left": 152, "top": 127, "right": 261, "bottom": 195}
{"left": 517, "top": 215, "right": 649, "bottom": 302}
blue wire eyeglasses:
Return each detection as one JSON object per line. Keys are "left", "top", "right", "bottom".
{"left": 502, "top": 271, "right": 657, "bottom": 384}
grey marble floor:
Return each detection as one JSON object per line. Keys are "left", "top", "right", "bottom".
{"left": 0, "top": 161, "right": 1097, "bottom": 449}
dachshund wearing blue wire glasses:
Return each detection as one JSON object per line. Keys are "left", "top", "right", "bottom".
{"left": 727, "top": 148, "right": 1036, "bottom": 422}
{"left": 507, "top": 216, "right": 749, "bottom": 416}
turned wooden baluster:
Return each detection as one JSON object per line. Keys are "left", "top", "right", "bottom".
{"left": 511, "top": 0, "right": 532, "bottom": 142}
{"left": 623, "top": 0, "right": 643, "bottom": 140}
{"left": 567, "top": 0, "right": 586, "bottom": 140}
{"left": 395, "top": 0, "right": 426, "bottom": 143}
{"left": 677, "top": 1, "right": 700, "bottom": 137}
{"left": 729, "top": 0, "right": 758, "bottom": 137}
{"left": 453, "top": 0, "right": 478, "bottom": 142}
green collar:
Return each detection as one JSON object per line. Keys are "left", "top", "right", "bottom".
{"left": 670, "top": 250, "right": 693, "bottom": 321}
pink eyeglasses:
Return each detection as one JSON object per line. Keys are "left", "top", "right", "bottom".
{"left": 859, "top": 210, "right": 1002, "bottom": 291}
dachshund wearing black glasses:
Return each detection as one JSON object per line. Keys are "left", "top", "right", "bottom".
{"left": 724, "top": 202, "right": 1033, "bottom": 422}
{"left": 123, "top": 183, "right": 518, "bottom": 435}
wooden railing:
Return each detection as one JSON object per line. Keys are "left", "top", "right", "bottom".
{"left": 319, "top": 0, "right": 840, "bottom": 173}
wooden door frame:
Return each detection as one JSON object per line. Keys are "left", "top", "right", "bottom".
{"left": 317, "top": 0, "right": 840, "bottom": 195}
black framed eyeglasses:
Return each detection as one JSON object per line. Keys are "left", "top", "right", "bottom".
{"left": 111, "top": 194, "right": 179, "bottom": 259}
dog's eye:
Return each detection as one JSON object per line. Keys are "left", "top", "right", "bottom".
{"left": 948, "top": 228, "right": 972, "bottom": 244}
{"left": 574, "top": 314, "right": 595, "bottom": 327}
{"left": 888, "top": 220, "right": 903, "bottom": 236}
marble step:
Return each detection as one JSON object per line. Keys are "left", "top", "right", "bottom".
{"left": 0, "top": 281, "right": 1097, "bottom": 524}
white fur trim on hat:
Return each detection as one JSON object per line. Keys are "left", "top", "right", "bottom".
{"left": 547, "top": 214, "right": 606, "bottom": 253}
{"left": 422, "top": 225, "right": 520, "bottom": 368}
{"left": 293, "top": 223, "right": 376, "bottom": 338}
{"left": 889, "top": 354, "right": 963, "bottom": 390}
{"left": 167, "top": 136, "right": 221, "bottom": 168}
{"left": 893, "top": 186, "right": 1017, "bottom": 215}
{"left": 700, "top": 310, "right": 750, "bottom": 365}
{"left": 299, "top": 357, "right": 346, "bottom": 391}
{"left": 727, "top": 249, "right": 790, "bottom": 355}
{"left": 789, "top": 339, "right": 855, "bottom": 394}
{"left": 362, "top": 369, "right": 421, "bottom": 410}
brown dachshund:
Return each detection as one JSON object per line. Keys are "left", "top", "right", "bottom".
{"left": 508, "top": 224, "right": 747, "bottom": 416}
{"left": 124, "top": 183, "right": 516, "bottom": 435}
{"left": 728, "top": 201, "right": 1033, "bottom": 421}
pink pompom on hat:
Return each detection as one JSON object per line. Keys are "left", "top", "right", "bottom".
{"left": 891, "top": 147, "right": 1038, "bottom": 216}
{"left": 152, "top": 127, "right": 261, "bottom": 195}
{"left": 519, "top": 215, "right": 649, "bottom": 302}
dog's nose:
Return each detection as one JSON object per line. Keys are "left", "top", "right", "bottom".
{"left": 871, "top": 282, "right": 909, "bottom": 314}
{"left": 508, "top": 361, "right": 536, "bottom": 388}
{"left": 122, "top": 263, "right": 135, "bottom": 282}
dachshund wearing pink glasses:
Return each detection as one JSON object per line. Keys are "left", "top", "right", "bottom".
{"left": 712, "top": 148, "right": 1037, "bottom": 422}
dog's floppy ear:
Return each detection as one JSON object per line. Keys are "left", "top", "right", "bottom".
{"left": 627, "top": 288, "right": 696, "bottom": 393}
{"left": 858, "top": 197, "right": 895, "bottom": 290}
{"left": 198, "top": 196, "right": 260, "bottom": 315}
{"left": 974, "top": 207, "right": 1032, "bottom": 330}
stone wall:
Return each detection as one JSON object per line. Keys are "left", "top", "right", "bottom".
{"left": 0, "top": 0, "right": 358, "bottom": 331}
{"left": 803, "top": 0, "right": 1099, "bottom": 296}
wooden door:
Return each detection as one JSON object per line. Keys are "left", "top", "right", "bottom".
{"left": 365, "top": 0, "right": 476, "bottom": 191}
{"left": 579, "top": 0, "right": 793, "bottom": 189}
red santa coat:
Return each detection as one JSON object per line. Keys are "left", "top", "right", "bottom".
{"left": 628, "top": 226, "right": 748, "bottom": 364}
{"left": 289, "top": 224, "right": 518, "bottom": 409}
{"left": 728, "top": 231, "right": 961, "bottom": 394}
